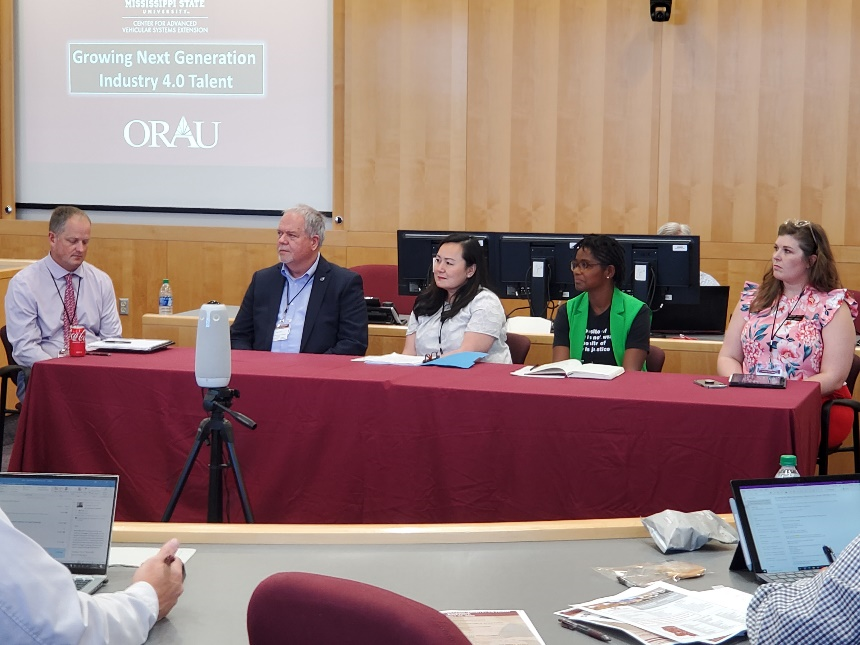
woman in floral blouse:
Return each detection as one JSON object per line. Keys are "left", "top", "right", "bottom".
{"left": 718, "top": 220, "right": 858, "bottom": 448}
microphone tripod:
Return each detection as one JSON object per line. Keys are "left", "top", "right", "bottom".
{"left": 162, "top": 387, "right": 256, "bottom": 523}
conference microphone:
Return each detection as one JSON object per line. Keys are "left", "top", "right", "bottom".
{"left": 195, "top": 301, "right": 231, "bottom": 388}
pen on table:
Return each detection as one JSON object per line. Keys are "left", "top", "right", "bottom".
{"left": 103, "top": 340, "right": 132, "bottom": 344}
{"left": 87, "top": 351, "right": 111, "bottom": 357}
{"left": 823, "top": 545, "right": 835, "bottom": 564}
{"left": 559, "top": 617, "right": 611, "bottom": 642}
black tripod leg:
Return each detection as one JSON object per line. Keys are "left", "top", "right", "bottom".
{"left": 224, "top": 439, "right": 254, "bottom": 523}
{"left": 207, "top": 427, "right": 224, "bottom": 523}
{"left": 162, "top": 419, "right": 211, "bottom": 521}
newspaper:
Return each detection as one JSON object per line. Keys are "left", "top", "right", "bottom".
{"left": 442, "top": 609, "right": 546, "bottom": 645}
{"left": 558, "top": 582, "right": 751, "bottom": 644}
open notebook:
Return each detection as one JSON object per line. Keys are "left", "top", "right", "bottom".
{"left": 0, "top": 473, "right": 119, "bottom": 593}
{"left": 730, "top": 474, "right": 860, "bottom": 583}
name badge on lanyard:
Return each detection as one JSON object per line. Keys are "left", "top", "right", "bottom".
{"left": 273, "top": 319, "right": 291, "bottom": 341}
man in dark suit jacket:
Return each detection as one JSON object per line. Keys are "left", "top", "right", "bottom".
{"left": 230, "top": 205, "right": 368, "bottom": 355}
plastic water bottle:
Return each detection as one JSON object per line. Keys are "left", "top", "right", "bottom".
{"left": 158, "top": 279, "right": 174, "bottom": 315}
{"left": 775, "top": 454, "right": 801, "bottom": 478}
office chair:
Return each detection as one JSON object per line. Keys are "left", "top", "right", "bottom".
{"left": 350, "top": 264, "right": 416, "bottom": 317}
{"left": 247, "top": 572, "right": 471, "bottom": 645}
{"left": 818, "top": 353, "right": 860, "bottom": 475}
{"left": 645, "top": 345, "right": 666, "bottom": 373}
{"left": 506, "top": 332, "right": 531, "bottom": 365}
{"left": 0, "top": 326, "right": 25, "bottom": 465}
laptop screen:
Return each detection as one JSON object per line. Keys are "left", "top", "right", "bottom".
{"left": 731, "top": 475, "right": 860, "bottom": 574}
{"left": 651, "top": 285, "right": 730, "bottom": 335}
{"left": 0, "top": 474, "right": 118, "bottom": 575}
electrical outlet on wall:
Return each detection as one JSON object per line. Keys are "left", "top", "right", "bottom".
{"left": 119, "top": 298, "right": 130, "bottom": 315}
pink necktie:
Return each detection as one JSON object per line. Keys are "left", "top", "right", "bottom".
{"left": 63, "top": 273, "right": 77, "bottom": 349}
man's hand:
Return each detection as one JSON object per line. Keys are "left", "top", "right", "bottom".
{"left": 132, "top": 538, "right": 185, "bottom": 620}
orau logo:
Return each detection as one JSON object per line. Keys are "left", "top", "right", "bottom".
{"left": 123, "top": 117, "right": 221, "bottom": 148}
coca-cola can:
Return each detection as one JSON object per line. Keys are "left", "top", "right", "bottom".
{"left": 69, "top": 325, "right": 86, "bottom": 357}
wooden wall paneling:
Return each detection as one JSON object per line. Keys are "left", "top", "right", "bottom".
{"left": 467, "top": 0, "right": 661, "bottom": 235}
{"left": 0, "top": 0, "right": 13, "bottom": 219}
{"left": 342, "top": 0, "right": 468, "bottom": 233}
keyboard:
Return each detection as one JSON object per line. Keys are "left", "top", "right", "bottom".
{"left": 73, "top": 576, "right": 95, "bottom": 590}
{"left": 761, "top": 570, "right": 820, "bottom": 584}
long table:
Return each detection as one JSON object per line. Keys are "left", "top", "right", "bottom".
{"left": 107, "top": 519, "right": 757, "bottom": 644}
{"left": 10, "top": 348, "right": 821, "bottom": 524}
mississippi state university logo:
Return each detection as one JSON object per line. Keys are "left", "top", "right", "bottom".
{"left": 123, "top": 116, "right": 221, "bottom": 148}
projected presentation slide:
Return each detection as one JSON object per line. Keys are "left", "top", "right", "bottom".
{"left": 16, "top": 0, "right": 333, "bottom": 212}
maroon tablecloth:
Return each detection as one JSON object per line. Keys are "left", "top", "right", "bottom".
{"left": 9, "top": 348, "right": 821, "bottom": 523}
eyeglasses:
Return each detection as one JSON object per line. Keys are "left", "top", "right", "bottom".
{"left": 570, "top": 260, "right": 603, "bottom": 271}
{"left": 783, "top": 219, "right": 818, "bottom": 251}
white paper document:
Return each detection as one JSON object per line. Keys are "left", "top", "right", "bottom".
{"left": 87, "top": 338, "right": 174, "bottom": 353}
{"left": 352, "top": 353, "right": 425, "bottom": 366}
{"left": 108, "top": 546, "right": 197, "bottom": 567}
{"left": 442, "top": 609, "right": 546, "bottom": 645}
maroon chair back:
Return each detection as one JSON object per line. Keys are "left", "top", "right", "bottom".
{"left": 506, "top": 332, "right": 531, "bottom": 365}
{"left": 247, "top": 572, "right": 471, "bottom": 645}
{"left": 350, "top": 264, "right": 416, "bottom": 317}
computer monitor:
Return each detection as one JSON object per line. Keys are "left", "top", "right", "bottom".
{"left": 396, "top": 230, "right": 495, "bottom": 296}
{"left": 494, "top": 232, "right": 701, "bottom": 316}
{"left": 614, "top": 234, "right": 700, "bottom": 309}
{"left": 495, "top": 233, "right": 581, "bottom": 317}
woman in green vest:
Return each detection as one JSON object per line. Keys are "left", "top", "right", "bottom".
{"left": 552, "top": 235, "right": 651, "bottom": 371}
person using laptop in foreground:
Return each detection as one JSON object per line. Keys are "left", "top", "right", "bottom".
{"left": 717, "top": 219, "right": 858, "bottom": 449}
{"left": 401, "top": 233, "right": 511, "bottom": 363}
{"left": 746, "top": 531, "right": 860, "bottom": 643}
{"left": 552, "top": 235, "right": 650, "bottom": 371}
{"left": 0, "top": 505, "right": 184, "bottom": 644}
{"left": 4, "top": 206, "right": 122, "bottom": 400}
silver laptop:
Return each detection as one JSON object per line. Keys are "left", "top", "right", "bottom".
{"left": 730, "top": 474, "right": 860, "bottom": 584}
{"left": 0, "top": 473, "right": 119, "bottom": 594}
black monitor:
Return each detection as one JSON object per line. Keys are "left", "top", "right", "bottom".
{"left": 495, "top": 233, "right": 581, "bottom": 317}
{"left": 614, "top": 234, "right": 700, "bottom": 309}
{"left": 494, "top": 232, "right": 701, "bottom": 316}
{"left": 396, "top": 230, "right": 495, "bottom": 297}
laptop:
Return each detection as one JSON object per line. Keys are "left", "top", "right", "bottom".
{"left": 651, "top": 286, "right": 730, "bottom": 335}
{"left": 730, "top": 474, "right": 860, "bottom": 583}
{"left": 87, "top": 338, "right": 174, "bottom": 353}
{"left": 0, "top": 473, "right": 119, "bottom": 593}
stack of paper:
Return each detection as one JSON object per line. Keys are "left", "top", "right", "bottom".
{"left": 354, "top": 352, "right": 488, "bottom": 369}
{"left": 554, "top": 582, "right": 752, "bottom": 644}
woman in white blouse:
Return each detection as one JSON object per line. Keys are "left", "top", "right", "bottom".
{"left": 402, "top": 233, "right": 511, "bottom": 363}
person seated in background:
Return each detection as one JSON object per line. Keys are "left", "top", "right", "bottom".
{"left": 657, "top": 222, "right": 720, "bottom": 286}
{"left": 746, "top": 531, "right": 860, "bottom": 644}
{"left": 230, "top": 204, "right": 368, "bottom": 355}
{"left": 717, "top": 220, "right": 857, "bottom": 449}
{"left": 0, "top": 504, "right": 184, "bottom": 644}
{"left": 552, "top": 235, "right": 650, "bottom": 371}
{"left": 402, "top": 233, "right": 511, "bottom": 363}
{"left": 4, "top": 206, "right": 122, "bottom": 399}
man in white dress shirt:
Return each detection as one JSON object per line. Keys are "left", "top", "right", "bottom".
{"left": 0, "top": 505, "right": 184, "bottom": 644}
{"left": 4, "top": 206, "right": 122, "bottom": 398}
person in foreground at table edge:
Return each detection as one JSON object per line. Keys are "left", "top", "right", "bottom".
{"left": 552, "top": 234, "right": 651, "bottom": 371}
{"left": 230, "top": 204, "right": 368, "bottom": 355}
{"left": 717, "top": 219, "right": 857, "bottom": 449}
{"left": 0, "top": 505, "right": 184, "bottom": 644}
{"left": 4, "top": 206, "right": 122, "bottom": 399}
{"left": 746, "top": 531, "right": 860, "bottom": 644}
{"left": 656, "top": 222, "right": 720, "bottom": 286}
{"left": 402, "top": 233, "right": 511, "bottom": 363}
